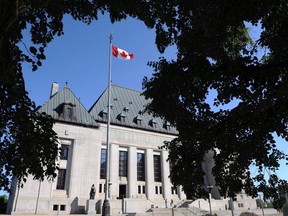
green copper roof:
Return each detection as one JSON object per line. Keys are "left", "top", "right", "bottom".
{"left": 89, "top": 85, "right": 177, "bottom": 135}
{"left": 38, "top": 86, "right": 99, "bottom": 128}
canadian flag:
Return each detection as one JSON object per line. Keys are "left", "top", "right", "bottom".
{"left": 112, "top": 45, "right": 134, "bottom": 60}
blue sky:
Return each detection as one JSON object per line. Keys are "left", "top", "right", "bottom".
{"left": 22, "top": 14, "right": 175, "bottom": 109}
{"left": 1, "top": 13, "right": 287, "bottom": 196}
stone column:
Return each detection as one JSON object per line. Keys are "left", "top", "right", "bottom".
{"left": 109, "top": 143, "right": 119, "bottom": 199}
{"left": 128, "top": 146, "right": 137, "bottom": 198}
{"left": 161, "top": 150, "right": 171, "bottom": 199}
{"left": 145, "top": 149, "right": 154, "bottom": 200}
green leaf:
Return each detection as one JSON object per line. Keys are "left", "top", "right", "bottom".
{"left": 29, "top": 46, "right": 37, "bottom": 55}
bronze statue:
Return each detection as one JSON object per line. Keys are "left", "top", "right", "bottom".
{"left": 89, "top": 184, "right": 96, "bottom": 200}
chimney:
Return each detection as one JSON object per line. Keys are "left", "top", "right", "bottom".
{"left": 50, "top": 82, "right": 59, "bottom": 98}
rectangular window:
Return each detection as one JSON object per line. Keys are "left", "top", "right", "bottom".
{"left": 56, "top": 169, "right": 66, "bottom": 190}
{"left": 99, "top": 184, "right": 102, "bottom": 193}
{"left": 155, "top": 186, "right": 158, "bottom": 194}
{"left": 66, "top": 107, "right": 72, "bottom": 121}
{"left": 137, "top": 120, "right": 142, "bottom": 126}
{"left": 119, "top": 150, "right": 128, "bottom": 177}
{"left": 100, "top": 148, "right": 107, "bottom": 179}
{"left": 159, "top": 186, "right": 162, "bottom": 194}
{"left": 60, "top": 144, "right": 69, "bottom": 160}
{"left": 154, "top": 155, "right": 162, "bottom": 182}
{"left": 138, "top": 185, "right": 141, "bottom": 194}
{"left": 102, "top": 111, "right": 108, "bottom": 121}
{"left": 53, "top": 205, "right": 58, "bottom": 211}
{"left": 143, "top": 185, "right": 145, "bottom": 194}
{"left": 60, "top": 205, "right": 65, "bottom": 211}
{"left": 171, "top": 187, "right": 177, "bottom": 194}
{"left": 137, "top": 152, "right": 145, "bottom": 181}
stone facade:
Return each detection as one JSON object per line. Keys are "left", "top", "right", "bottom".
{"left": 7, "top": 84, "right": 185, "bottom": 215}
{"left": 6, "top": 84, "right": 256, "bottom": 215}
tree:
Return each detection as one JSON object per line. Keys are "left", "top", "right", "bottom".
{"left": 1, "top": 0, "right": 288, "bottom": 209}
{"left": 0, "top": 195, "right": 8, "bottom": 213}
{"left": 142, "top": 0, "right": 288, "bottom": 207}
{"left": 0, "top": 0, "right": 152, "bottom": 193}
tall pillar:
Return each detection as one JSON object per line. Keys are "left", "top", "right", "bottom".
{"left": 145, "top": 149, "right": 154, "bottom": 200}
{"left": 109, "top": 143, "right": 119, "bottom": 199}
{"left": 161, "top": 150, "right": 171, "bottom": 199}
{"left": 128, "top": 146, "right": 137, "bottom": 198}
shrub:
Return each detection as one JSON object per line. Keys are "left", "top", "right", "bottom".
{"left": 239, "top": 212, "right": 258, "bottom": 216}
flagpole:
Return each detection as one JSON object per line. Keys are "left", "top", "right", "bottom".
{"left": 102, "top": 33, "right": 112, "bottom": 216}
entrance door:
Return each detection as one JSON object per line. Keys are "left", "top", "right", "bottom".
{"left": 119, "top": 185, "right": 126, "bottom": 199}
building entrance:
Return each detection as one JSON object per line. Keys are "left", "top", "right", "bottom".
{"left": 119, "top": 185, "right": 126, "bottom": 199}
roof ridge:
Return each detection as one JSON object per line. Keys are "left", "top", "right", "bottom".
{"left": 111, "top": 84, "right": 143, "bottom": 94}
{"left": 88, "top": 84, "right": 144, "bottom": 112}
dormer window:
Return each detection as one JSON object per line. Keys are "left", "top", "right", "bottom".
{"left": 134, "top": 115, "right": 142, "bottom": 126}
{"left": 117, "top": 112, "right": 126, "bottom": 123}
{"left": 164, "top": 121, "right": 171, "bottom": 131}
{"left": 150, "top": 119, "right": 157, "bottom": 129}
{"left": 101, "top": 109, "right": 108, "bottom": 121}
{"left": 62, "top": 100, "right": 76, "bottom": 122}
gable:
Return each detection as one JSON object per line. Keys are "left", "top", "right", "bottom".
{"left": 38, "top": 86, "right": 99, "bottom": 128}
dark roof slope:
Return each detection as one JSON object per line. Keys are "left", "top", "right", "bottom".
{"left": 89, "top": 85, "right": 177, "bottom": 135}
{"left": 38, "top": 86, "right": 99, "bottom": 128}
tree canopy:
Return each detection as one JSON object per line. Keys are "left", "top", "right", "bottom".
{"left": 0, "top": 0, "right": 151, "bottom": 193}
{"left": 142, "top": 0, "right": 288, "bottom": 208}
{"left": 1, "top": 0, "right": 288, "bottom": 209}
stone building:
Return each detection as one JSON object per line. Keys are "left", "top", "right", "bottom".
{"left": 6, "top": 83, "right": 256, "bottom": 215}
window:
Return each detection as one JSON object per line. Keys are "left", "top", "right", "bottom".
{"left": 60, "top": 205, "right": 66, "bottom": 211}
{"left": 53, "top": 205, "right": 58, "bottom": 211}
{"left": 118, "top": 112, "right": 126, "bottom": 123}
{"left": 61, "top": 103, "right": 75, "bottom": 121}
{"left": 99, "top": 184, "right": 102, "bottom": 193}
{"left": 56, "top": 169, "right": 66, "bottom": 190}
{"left": 103, "top": 113, "right": 108, "bottom": 120}
{"left": 60, "top": 144, "right": 69, "bottom": 160}
{"left": 138, "top": 185, "right": 141, "bottom": 194}
{"left": 101, "top": 109, "right": 108, "bottom": 121}
{"left": 119, "top": 150, "right": 128, "bottom": 177}
{"left": 238, "top": 203, "right": 244, "bottom": 207}
{"left": 164, "top": 121, "right": 171, "bottom": 131}
{"left": 150, "top": 119, "right": 157, "bottom": 128}
{"left": 134, "top": 115, "right": 142, "bottom": 126}
{"left": 154, "top": 154, "right": 162, "bottom": 182}
{"left": 169, "top": 161, "right": 174, "bottom": 182}
{"left": 171, "top": 186, "right": 178, "bottom": 195}
{"left": 137, "top": 152, "right": 145, "bottom": 181}
{"left": 154, "top": 186, "right": 162, "bottom": 194}
{"left": 138, "top": 120, "right": 142, "bottom": 126}
{"left": 66, "top": 107, "right": 72, "bottom": 121}
{"left": 100, "top": 148, "right": 107, "bottom": 179}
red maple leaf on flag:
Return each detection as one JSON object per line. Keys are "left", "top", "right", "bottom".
{"left": 120, "top": 51, "right": 128, "bottom": 58}
{"left": 112, "top": 45, "right": 134, "bottom": 60}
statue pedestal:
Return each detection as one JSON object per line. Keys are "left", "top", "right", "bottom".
{"left": 86, "top": 199, "right": 96, "bottom": 215}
